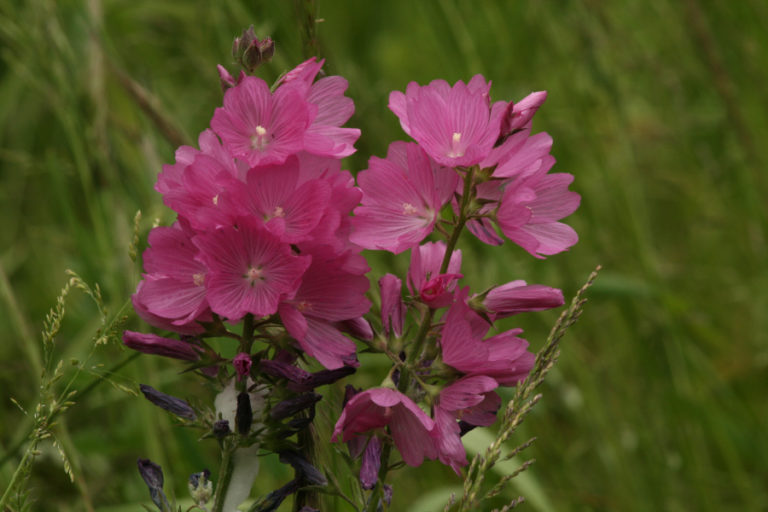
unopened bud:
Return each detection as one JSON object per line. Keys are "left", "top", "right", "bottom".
{"left": 360, "top": 436, "right": 381, "bottom": 490}
{"left": 213, "top": 419, "right": 231, "bottom": 439}
{"left": 233, "top": 352, "right": 252, "bottom": 381}
{"left": 235, "top": 391, "right": 252, "bottom": 435}
{"left": 232, "top": 25, "right": 275, "bottom": 72}
{"left": 270, "top": 393, "right": 321, "bottom": 421}
{"left": 123, "top": 331, "right": 201, "bottom": 361}
{"left": 137, "top": 458, "right": 170, "bottom": 511}
{"left": 279, "top": 450, "right": 327, "bottom": 486}
{"left": 140, "top": 384, "right": 197, "bottom": 420}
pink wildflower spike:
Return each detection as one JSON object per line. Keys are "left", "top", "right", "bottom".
{"left": 407, "top": 241, "right": 462, "bottom": 308}
{"left": 193, "top": 219, "right": 311, "bottom": 321}
{"left": 350, "top": 142, "right": 458, "bottom": 253}
{"left": 497, "top": 171, "right": 581, "bottom": 258}
{"left": 500, "top": 91, "right": 547, "bottom": 136}
{"left": 379, "top": 274, "right": 405, "bottom": 337}
{"left": 133, "top": 222, "right": 210, "bottom": 329}
{"left": 332, "top": 388, "right": 438, "bottom": 467}
{"left": 388, "top": 75, "right": 507, "bottom": 167}
{"left": 210, "top": 76, "right": 310, "bottom": 167}
{"left": 482, "top": 280, "right": 564, "bottom": 318}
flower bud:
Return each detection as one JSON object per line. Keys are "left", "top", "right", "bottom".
{"left": 279, "top": 450, "right": 327, "bottom": 486}
{"left": 137, "top": 458, "right": 170, "bottom": 511}
{"left": 123, "top": 330, "right": 201, "bottom": 361}
{"left": 233, "top": 352, "right": 252, "bottom": 381}
{"left": 270, "top": 393, "right": 321, "bottom": 421}
{"left": 360, "top": 436, "right": 381, "bottom": 490}
{"left": 232, "top": 25, "right": 275, "bottom": 72}
{"left": 139, "top": 384, "right": 197, "bottom": 420}
{"left": 235, "top": 391, "right": 252, "bottom": 435}
{"left": 213, "top": 419, "right": 231, "bottom": 439}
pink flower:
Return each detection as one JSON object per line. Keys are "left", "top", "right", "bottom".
{"left": 132, "top": 221, "right": 211, "bottom": 331}
{"left": 432, "top": 375, "right": 499, "bottom": 474}
{"left": 439, "top": 292, "right": 535, "bottom": 386}
{"left": 332, "top": 388, "right": 438, "bottom": 467}
{"left": 210, "top": 76, "right": 310, "bottom": 167}
{"left": 499, "top": 91, "right": 547, "bottom": 136}
{"left": 496, "top": 170, "right": 580, "bottom": 258}
{"left": 388, "top": 75, "right": 507, "bottom": 167}
{"left": 278, "top": 57, "right": 361, "bottom": 158}
{"left": 482, "top": 280, "right": 564, "bottom": 318}
{"left": 162, "top": 154, "right": 240, "bottom": 230}
{"left": 438, "top": 375, "right": 498, "bottom": 413}
{"left": 221, "top": 156, "right": 331, "bottom": 244}
{"left": 157, "top": 129, "right": 244, "bottom": 198}
{"left": 232, "top": 352, "right": 252, "bottom": 381}
{"left": 193, "top": 219, "right": 311, "bottom": 321}
{"left": 433, "top": 405, "right": 466, "bottom": 474}
{"left": 350, "top": 142, "right": 458, "bottom": 253}
{"left": 278, "top": 247, "right": 370, "bottom": 369}
{"left": 407, "top": 241, "right": 462, "bottom": 308}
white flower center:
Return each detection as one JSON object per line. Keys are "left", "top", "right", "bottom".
{"left": 245, "top": 266, "right": 263, "bottom": 285}
{"left": 447, "top": 132, "right": 464, "bottom": 158}
{"left": 250, "top": 125, "right": 269, "bottom": 151}
{"left": 402, "top": 203, "right": 418, "bottom": 215}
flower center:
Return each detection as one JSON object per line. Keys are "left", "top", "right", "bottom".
{"left": 272, "top": 206, "right": 285, "bottom": 218}
{"left": 192, "top": 273, "right": 205, "bottom": 286}
{"left": 250, "top": 125, "right": 268, "bottom": 151}
{"left": 402, "top": 203, "right": 418, "bottom": 215}
{"left": 447, "top": 132, "right": 465, "bottom": 158}
{"left": 245, "top": 266, "right": 263, "bottom": 285}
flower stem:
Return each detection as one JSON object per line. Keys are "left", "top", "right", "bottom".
{"left": 211, "top": 443, "right": 236, "bottom": 512}
{"left": 293, "top": 422, "right": 321, "bottom": 511}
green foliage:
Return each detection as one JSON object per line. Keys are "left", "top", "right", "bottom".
{"left": 1, "top": 0, "right": 767, "bottom": 511}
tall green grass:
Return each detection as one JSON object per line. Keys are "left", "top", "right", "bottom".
{"left": 1, "top": 0, "right": 766, "bottom": 510}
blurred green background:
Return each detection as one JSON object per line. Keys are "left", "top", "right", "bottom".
{"left": 1, "top": 0, "right": 767, "bottom": 510}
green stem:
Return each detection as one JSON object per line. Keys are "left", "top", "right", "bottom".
{"left": 241, "top": 314, "right": 255, "bottom": 353}
{"left": 0, "top": 440, "right": 36, "bottom": 509}
{"left": 211, "top": 443, "right": 236, "bottom": 512}
{"left": 0, "top": 352, "right": 140, "bottom": 470}
{"left": 293, "top": 422, "right": 320, "bottom": 511}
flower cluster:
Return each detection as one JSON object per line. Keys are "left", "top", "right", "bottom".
{"left": 129, "top": 57, "right": 370, "bottom": 370}
{"left": 333, "top": 76, "right": 578, "bottom": 481}
{"left": 126, "top": 50, "right": 580, "bottom": 511}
